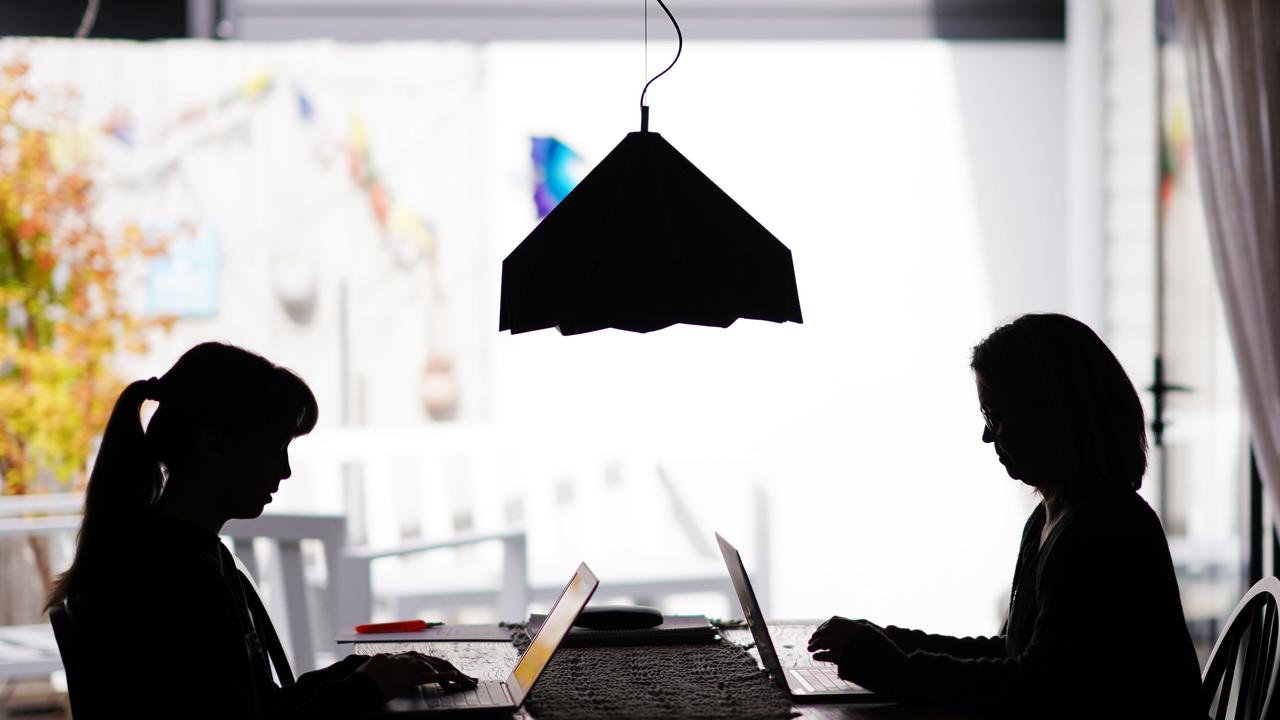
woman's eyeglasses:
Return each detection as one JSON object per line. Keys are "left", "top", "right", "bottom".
{"left": 981, "top": 406, "right": 1003, "bottom": 435}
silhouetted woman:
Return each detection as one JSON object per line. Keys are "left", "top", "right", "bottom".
{"left": 48, "top": 342, "right": 476, "bottom": 719}
{"left": 809, "top": 313, "right": 1205, "bottom": 718}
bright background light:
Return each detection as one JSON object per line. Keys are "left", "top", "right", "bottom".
{"left": 4, "top": 37, "right": 1068, "bottom": 637}
{"left": 484, "top": 41, "right": 1063, "bottom": 634}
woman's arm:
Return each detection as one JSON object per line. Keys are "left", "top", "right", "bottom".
{"left": 808, "top": 619, "right": 1005, "bottom": 672}
{"left": 839, "top": 565, "right": 1091, "bottom": 715}
{"left": 880, "top": 625, "right": 1006, "bottom": 659}
{"left": 840, "top": 507, "right": 1204, "bottom": 719}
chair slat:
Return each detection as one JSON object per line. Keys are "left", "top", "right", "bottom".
{"left": 1242, "top": 601, "right": 1265, "bottom": 720}
{"left": 1216, "top": 631, "right": 1239, "bottom": 720}
{"left": 1246, "top": 601, "right": 1275, "bottom": 719}
{"left": 1264, "top": 602, "right": 1280, "bottom": 715}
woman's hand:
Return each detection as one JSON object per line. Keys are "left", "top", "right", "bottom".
{"left": 357, "top": 652, "right": 478, "bottom": 699}
{"left": 808, "top": 616, "right": 907, "bottom": 691}
{"left": 807, "top": 616, "right": 883, "bottom": 664}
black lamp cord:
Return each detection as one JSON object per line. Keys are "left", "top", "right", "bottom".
{"left": 640, "top": 0, "right": 683, "bottom": 132}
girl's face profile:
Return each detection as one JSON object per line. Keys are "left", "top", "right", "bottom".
{"left": 215, "top": 426, "right": 293, "bottom": 519}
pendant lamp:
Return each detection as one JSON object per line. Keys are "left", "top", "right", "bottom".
{"left": 498, "top": 1, "right": 803, "bottom": 336}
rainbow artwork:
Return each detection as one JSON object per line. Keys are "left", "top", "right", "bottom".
{"left": 531, "top": 136, "right": 583, "bottom": 218}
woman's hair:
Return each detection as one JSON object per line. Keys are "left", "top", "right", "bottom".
{"left": 47, "top": 342, "right": 318, "bottom": 610}
{"left": 971, "top": 313, "right": 1147, "bottom": 502}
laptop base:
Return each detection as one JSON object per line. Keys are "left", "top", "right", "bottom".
{"left": 371, "top": 681, "right": 517, "bottom": 717}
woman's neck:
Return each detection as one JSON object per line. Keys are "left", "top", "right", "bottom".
{"left": 1038, "top": 491, "right": 1070, "bottom": 548}
{"left": 1042, "top": 493, "right": 1066, "bottom": 525}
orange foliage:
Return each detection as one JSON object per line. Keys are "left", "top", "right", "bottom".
{"left": 0, "top": 58, "right": 171, "bottom": 494}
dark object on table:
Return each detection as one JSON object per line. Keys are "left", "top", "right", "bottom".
{"left": 574, "top": 605, "right": 663, "bottom": 630}
{"left": 528, "top": 613, "right": 717, "bottom": 646}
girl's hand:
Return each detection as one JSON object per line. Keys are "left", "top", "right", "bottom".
{"left": 357, "top": 652, "right": 478, "bottom": 699}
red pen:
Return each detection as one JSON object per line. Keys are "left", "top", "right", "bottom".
{"left": 354, "top": 619, "right": 444, "bottom": 634}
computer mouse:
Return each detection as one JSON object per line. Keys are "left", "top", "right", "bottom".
{"left": 573, "top": 605, "right": 664, "bottom": 630}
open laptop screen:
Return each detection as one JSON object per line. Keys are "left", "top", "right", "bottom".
{"left": 716, "top": 533, "right": 789, "bottom": 687}
{"left": 506, "top": 563, "right": 599, "bottom": 707}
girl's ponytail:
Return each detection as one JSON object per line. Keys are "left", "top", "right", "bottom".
{"left": 46, "top": 379, "right": 163, "bottom": 610}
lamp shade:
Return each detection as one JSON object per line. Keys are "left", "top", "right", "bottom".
{"left": 499, "top": 131, "right": 803, "bottom": 335}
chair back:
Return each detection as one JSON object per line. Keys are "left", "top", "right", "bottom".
{"left": 49, "top": 602, "right": 92, "bottom": 720}
{"left": 1204, "top": 576, "right": 1280, "bottom": 720}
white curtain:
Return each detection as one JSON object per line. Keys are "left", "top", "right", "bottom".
{"left": 1178, "top": 0, "right": 1280, "bottom": 504}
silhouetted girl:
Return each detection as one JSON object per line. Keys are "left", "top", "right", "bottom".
{"left": 809, "top": 313, "right": 1205, "bottom": 718}
{"left": 48, "top": 342, "right": 475, "bottom": 719}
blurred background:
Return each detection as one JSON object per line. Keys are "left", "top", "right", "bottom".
{"left": 0, "top": 0, "right": 1248, "bottom": 712}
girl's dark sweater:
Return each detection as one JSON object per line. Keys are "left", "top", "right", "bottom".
{"left": 71, "top": 512, "right": 384, "bottom": 719}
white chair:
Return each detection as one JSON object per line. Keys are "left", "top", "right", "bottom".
{"left": 223, "top": 513, "right": 528, "bottom": 672}
{"left": 1203, "top": 576, "right": 1280, "bottom": 720}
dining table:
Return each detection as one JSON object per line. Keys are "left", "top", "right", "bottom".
{"left": 353, "top": 621, "right": 984, "bottom": 719}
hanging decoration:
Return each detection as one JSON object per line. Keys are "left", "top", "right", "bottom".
{"left": 498, "top": 1, "right": 802, "bottom": 335}
{"left": 345, "top": 114, "right": 437, "bottom": 269}
{"left": 91, "top": 73, "right": 438, "bottom": 274}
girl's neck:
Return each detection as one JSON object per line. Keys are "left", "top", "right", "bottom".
{"left": 154, "top": 478, "right": 226, "bottom": 535}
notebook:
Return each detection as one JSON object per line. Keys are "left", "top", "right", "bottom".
{"left": 525, "top": 613, "right": 717, "bottom": 646}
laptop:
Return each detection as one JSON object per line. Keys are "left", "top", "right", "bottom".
{"left": 715, "top": 533, "right": 881, "bottom": 702}
{"left": 369, "top": 562, "right": 599, "bottom": 717}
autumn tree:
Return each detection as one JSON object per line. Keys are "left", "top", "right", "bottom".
{"left": 0, "top": 57, "right": 169, "bottom": 618}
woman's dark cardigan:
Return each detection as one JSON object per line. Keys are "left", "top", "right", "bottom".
{"left": 854, "top": 492, "right": 1206, "bottom": 719}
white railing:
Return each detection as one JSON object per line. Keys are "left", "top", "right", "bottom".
{"left": 0, "top": 493, "right": 81, "bottom": 680}
{"left": 0, "top": 422, "right": 771, "bottom": 674}
{"left": 282, "top": 424, "right": 771, "bottom": 618}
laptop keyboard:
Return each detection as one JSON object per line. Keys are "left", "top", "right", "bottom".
{"left": 417, "top": 680, "right": 508, "bottom": 708}
{"left": 728, "top": 623, "right": 870, "bottom": 693}
{"left": 788, "top": 652, "right": 817, "bottom": 667}
{"left": 767, "top": 625, "right": 820, "bottom": 667}
{"left": 790, "top": 667, "right": 866, "bottom": 693}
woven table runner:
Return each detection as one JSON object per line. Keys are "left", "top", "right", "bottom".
{"left": 512, "top": 625, "right": 796, "bottom": 720}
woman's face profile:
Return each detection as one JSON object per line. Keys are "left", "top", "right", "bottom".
{"left": 976, "top": 374, "right": 1027, "bottom": 484}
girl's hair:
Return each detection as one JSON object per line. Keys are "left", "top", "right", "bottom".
{"left": 971, "top": 313, "right": 1147, "bottom": 502}
{"left": 47, "top": 342, "right": 318, "bottom": 610}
